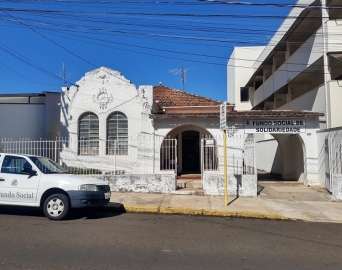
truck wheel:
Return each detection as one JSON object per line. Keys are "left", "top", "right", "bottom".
{"left": 43, "top": 194, "right": 69, "bottom": 220}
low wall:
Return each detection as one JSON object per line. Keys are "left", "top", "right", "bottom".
{"left": 96, "top": 174, "right": 177, "bottom": 193}
{"left": 333, "top": 175, "right": 342, "bottom": 200}
{"left": 202, "top": 173, "right": 257, "bottom": 197}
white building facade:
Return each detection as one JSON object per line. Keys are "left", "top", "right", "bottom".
{"left": 57, "top": 67, "right": 263, "bottom": 196}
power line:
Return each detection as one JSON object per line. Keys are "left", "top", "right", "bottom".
{"left": 0, "top": 60, "right": 60, "bottom": 86}
{"left": 0, "top": 0, "right": 337, "bottom": 92}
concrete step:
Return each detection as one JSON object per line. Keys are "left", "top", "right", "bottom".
{"left": 171, "top": 188, "right": 204, "bottom": 196}
{"left": 177, "top": 180, "right": 202, "bottom": 189}
{"left": 195, "top": 189, "right": 204, "bottom": 196}
{"left": 171, "top": 189, "right": 196, "bottom": 195}
{"left": 177, "top": 174, "right": 201, "bottom": 180}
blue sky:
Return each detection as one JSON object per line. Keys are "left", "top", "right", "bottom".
{"left": 0, "top": 0, "right": 295, "bottom": 101}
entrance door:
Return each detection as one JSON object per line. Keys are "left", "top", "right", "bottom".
{"left": 182, "top": 131, "right": 200, "bottom": 173}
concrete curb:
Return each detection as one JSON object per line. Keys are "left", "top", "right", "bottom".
{"left": 105, "top": 204, "right": 291, "bottom": 221}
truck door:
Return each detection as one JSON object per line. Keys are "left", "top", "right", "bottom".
{"left": 0, "top": 155, "right": 40, "bottom": 204}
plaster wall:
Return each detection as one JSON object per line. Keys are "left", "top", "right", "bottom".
{"left": 332, "top": 175, "right": 342, "bottom": 201}
{"left": 327, "top": 21, "right": 342, "bottom": 52}
{"left": 284, "top": 117, "right": 320, "bottom": 185}
{"left": 255, "top": 138, "right": 282, "bottom": 175}
{"left": 328, "top": 81, "right": 342, "bottom": 128}
{"left": 203, "top": 173, "right": 257, "bottom": 197}
{"left": 153, "top": 117, "right": 247, "bottom": 174}
{"left": 278, "top": 84, "right": 326, "bottom": 128}
{"left": 247, "top": 117, "right": 320, "bottom": 186}
{"left": 273, "top": 134, "right": 305, "bottom": 182}
{"left": 60, "top": 67, "right": 155, "bottom": 173}
{"left": 95, "top": 174, "right": 177, "bottom": 194}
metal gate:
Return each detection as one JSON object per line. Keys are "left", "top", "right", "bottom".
{"left": 201, "top": 137, "right": 218, "bottom": 174}
{"left": 160, "top": 138, "right": 177, "bottom": 173}
{"left": 243, "top": 137, "right": 256, "bottom": 175}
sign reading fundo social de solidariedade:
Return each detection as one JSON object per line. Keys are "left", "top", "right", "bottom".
{"left": 244, "top": 119, "right": 306, "bottom": 134}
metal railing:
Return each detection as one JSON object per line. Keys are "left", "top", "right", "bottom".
{"left": 0, "top": 136, "right": 177, "bottom": 175}
{"left": 160, "top": 138, "right": 177, "bottom": 171}
{"left": 243, "top": 137, "right": 256, "bottom": 175}
{"left": 201, "top": 135, "right": 256, "bottom": 175}
{"left": 201, "top": 137, "right": 218, "bottom": 171}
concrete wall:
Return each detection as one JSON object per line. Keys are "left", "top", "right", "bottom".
{"left": 203, "top": 172, "right": 257, "bottom": 197}
{"left": 332, "top": 175, "right": 342, "bottom": 201}
{"left": 96, "top": 174, "right": 177, "bottom": 193}
{"left": 0, "top": 104, "right": 45, "bottom": 140}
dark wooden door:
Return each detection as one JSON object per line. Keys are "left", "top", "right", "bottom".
{"left": 182, "top": 131, "right": 200, "bottom": 173}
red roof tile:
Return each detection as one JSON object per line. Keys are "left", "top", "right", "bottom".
{"left": 153, "top": 85, "right": 222, "bottom": 107}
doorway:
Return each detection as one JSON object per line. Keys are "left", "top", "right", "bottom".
{"left": 182, "top": 130, "right": 200, "bottom": 173}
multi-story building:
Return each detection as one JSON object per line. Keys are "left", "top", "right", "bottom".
{"left": 227, "top": 0, "right": 342, "bottom": 189}
{"left": 228, "top": 0, "right": 342, "bottom": 129}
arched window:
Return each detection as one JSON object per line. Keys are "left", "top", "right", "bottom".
{"left": 78, "top": 112, "right": 99, "bottom": 155}
{"left": 107, "top": 112, "right": 128, "bottom": 155}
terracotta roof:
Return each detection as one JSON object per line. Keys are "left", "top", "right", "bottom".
{"left": 153, "top": 85, "right": 222, "bottom": 107}
{"left": 150, "top": 110, "right": 324, "bottom": 119}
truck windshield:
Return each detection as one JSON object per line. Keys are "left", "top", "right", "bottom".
{"left": 29, "top": 156, "right": 69, "bottom": 174}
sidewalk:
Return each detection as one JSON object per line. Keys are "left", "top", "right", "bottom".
{"left": 106, "top": 182, "right": 342, "bottom": 223}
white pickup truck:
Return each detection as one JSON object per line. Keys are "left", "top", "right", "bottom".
{"left": 0, "top": 153, "right": 111, "bottom": 220}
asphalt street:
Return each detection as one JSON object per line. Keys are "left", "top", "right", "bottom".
{"left": 0, "top": 206, "right": 341, "bottom": 270}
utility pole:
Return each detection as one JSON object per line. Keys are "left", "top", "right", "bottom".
{"left": 168, "top": 67, "right": 191, "bottom": 91}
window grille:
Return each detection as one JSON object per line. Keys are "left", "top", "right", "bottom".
{"left": 78, "top": 112, "right": 99, "bottom": 155}
{"left": 107, "top": 112, "right": 128, "bottom": 155}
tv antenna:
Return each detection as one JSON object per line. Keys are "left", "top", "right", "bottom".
{"left": 58, "top": 63, "right": 74, "bottom": 85}
{"left": 168, "top": 67, "right": 191, "bottom": 91}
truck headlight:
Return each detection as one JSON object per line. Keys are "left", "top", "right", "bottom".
{"left": 79, "top": 184, "right": 99, "bottom": 191}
